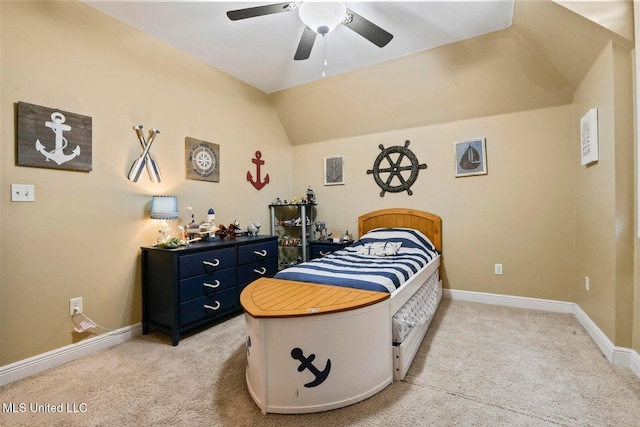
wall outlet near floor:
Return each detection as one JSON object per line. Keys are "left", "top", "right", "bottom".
{"left": 585, "top": 276, "right": 590, "bottom": 292}
{"left": 69, "top": 297, "right": 83, "bottom": 316}
{"left": 494, "top": 263, "right": 503, "bottom": 275}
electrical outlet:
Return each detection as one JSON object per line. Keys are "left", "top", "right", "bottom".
{"left": 585, "top": 276, "right": 590, "bottom": 292}
{"left": 11, "top": 184, "right": 35, "bottom": 202}
{"left": 494, "top": 263, "right": 503, "bottom": 275}
{"left": 69, "top": 297, "right": 83, "bottom": 316}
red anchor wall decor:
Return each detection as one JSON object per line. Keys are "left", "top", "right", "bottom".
{"left": 247, "top": 150, "right": 270, "bottom": 190}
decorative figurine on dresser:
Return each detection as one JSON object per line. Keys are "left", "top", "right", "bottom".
{"left": 141, "top": 208, "right": 278, "bottom": 345}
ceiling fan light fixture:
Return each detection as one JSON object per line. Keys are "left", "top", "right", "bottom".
{"left": 299, "top": 2, "right": 346, "bottom": 35}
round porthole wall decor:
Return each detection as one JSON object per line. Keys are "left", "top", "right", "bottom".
{"left": 366, "top": 140, "right": 427, "bottom": 197}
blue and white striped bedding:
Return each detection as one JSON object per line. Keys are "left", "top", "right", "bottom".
{"left": 274, "top": 228, "right": 439, "bottom": 293}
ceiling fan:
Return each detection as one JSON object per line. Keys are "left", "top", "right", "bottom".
{"left": 226, "top": 2, "right": 394, "bottom": 61}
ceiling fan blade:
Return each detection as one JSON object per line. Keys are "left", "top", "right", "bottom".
{"left": 227, "top": 2, "right": 299, "bottom": 21}
{"left": 294, "top": 26, "right": 317, "bottom": 60}
{"left": 342, "top": 8, "right": 393, "bottom": 48}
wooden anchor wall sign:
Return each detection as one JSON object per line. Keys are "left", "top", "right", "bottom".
{"left": 366, "top": 140, "right": 427, "bottom": 197}
{"left": 17, "top": 101, "right": 92, "bottom": 172}
{"left": 247, "top": 150, "right": 269, "bottom": 190}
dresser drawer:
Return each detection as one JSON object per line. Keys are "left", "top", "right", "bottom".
{"left": 237, "top": 257, "right": 278, "bottom": 285}
{"left": 179, "top": 267, "right": 237, "bottom": 302}
{"left": 238, "top": 240, "right": 278, "bottom": 265}
{"left": 179, "top": 247, "right": 235, "bottom": 279}
{"left": 179, "top": 288, "right": 237, "bottom": 326}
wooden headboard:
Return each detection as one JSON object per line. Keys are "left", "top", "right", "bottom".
{"left": 358, "top": 208, "right": 442, "bottom": 252}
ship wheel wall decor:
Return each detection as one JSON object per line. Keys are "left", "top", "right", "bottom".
{"left": 366, "top": 140, "right": 427, "bottom": 197}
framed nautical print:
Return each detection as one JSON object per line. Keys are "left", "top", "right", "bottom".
{"left": 454, "top": 138, "right": 487, "bottom": 177}
{"left": 185, "top": 137, "right": 220, "bottom": 182}
{"left": 17, "top": 101, "right": 92, "bottom": 172}
{"left": 324, "top": 156, "right": 344, "bottom": 185}
{"left": 580, "top": 108, "right": 598, "bottom": 166}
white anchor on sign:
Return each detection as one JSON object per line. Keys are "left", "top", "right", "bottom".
{"left": 35, "top": 112, "right": 81, "bottom": 165}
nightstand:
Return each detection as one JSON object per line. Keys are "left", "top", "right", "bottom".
{"left": 309, "top": 240, "right": 352, "bottom": 259}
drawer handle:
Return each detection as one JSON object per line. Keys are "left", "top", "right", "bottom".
{"left": 319, "top": 251, "right": 332, "bottom": 257}
{"left": 204, "top": 302, "right": 221, "bottom": 311}
{"left": 253, "top": 267, "right": 267, "bottom": 275}
{"left": 203, "top": 281, "right": 220, "bottom": 289}
{"left": 253, "top": 250, "right": 268, "bottom": 257}
{"left": 203, "top": 259, "right": 220, "bottom": 267}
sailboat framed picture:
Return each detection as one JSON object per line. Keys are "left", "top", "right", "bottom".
{"left": 454, "top": 138, "right": 487, "bottom": 177}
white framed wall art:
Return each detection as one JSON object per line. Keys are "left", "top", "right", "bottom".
{"left": 580, "top": 108, "right": 599, "bottom": 166}
{"left": 454, "top": 138, "right": 487, "bottom": 177}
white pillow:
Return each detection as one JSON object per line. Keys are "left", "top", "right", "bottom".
{"left": 357, "top": 241, "right": 402, "bottom": 256}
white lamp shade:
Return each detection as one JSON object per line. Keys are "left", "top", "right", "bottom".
{"left": 299, "top": 2, "right": 346, "bottom": 35}
{"left": 150, "top": 195, "right": 178, "bottom": 220}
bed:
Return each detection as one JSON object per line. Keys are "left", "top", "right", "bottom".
{"left": 240, "top": 208, "right": 442, "bottom": 414}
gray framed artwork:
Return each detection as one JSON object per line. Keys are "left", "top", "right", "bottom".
{"left": 454, "top": 138, "right": 487, "bottom": 177}
{"left": 324, "top": 156, "right": 344, "bottom": 185}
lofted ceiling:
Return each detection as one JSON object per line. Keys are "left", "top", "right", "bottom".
{"left": 84, "top": 1, "right": 515, "bottom": 94}
{"left": 83, "top": 1, "right": 633, "bottom": 145}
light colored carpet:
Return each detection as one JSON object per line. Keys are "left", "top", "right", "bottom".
{"left": 2, "top": 299, "right": 639, "bottom": 426}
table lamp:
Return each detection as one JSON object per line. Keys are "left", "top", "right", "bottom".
{"left": 150, "top": 195, "right": 178, "bottom": 243}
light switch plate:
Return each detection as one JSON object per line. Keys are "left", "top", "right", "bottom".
{"left": 11, "top": 184, "right": 35, "bottom": 202}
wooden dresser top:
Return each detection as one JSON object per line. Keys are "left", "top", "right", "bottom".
{"left": 240, "top": 277, "right": 389, "bottom": 318}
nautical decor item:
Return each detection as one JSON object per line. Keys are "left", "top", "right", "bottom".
{"left": 324, "top": 156, "right": 344, "bottom": 185}
{"left": 306, "top": 187, "right": 316, "bottom": 203}
{"left": 132, "top": 125, "right": 161, "bottom": 183}
{"left": 290, "top": 347, "right": 331, "bottom": 388}
{"left": 366, "top": 140, "right": 427, "bottom": 197}
{"left": 247, "top": 150, "right": 270, "bottom": 190}
{"left": 17, "top": 101, "right": 92, "bottom": 172}
{"left": 453, "top": 138, "right": 487, "bottom": 177}
{"left": 185, "top": 137, "right": 220, "bottom": 182}
{"left": 314, "top": 221, "right": 327, "bottom": 240}
{"left": 247, "top": 222, "right": 261, "bottom": 236}
{"left": 580, "top": 109, "right": 598, "bottom": 166}
{"left": 227, "top": 220, "right": 242, "bottom": 239}
{"left": 128, "top": 126, "right": 160, "bottom": 182}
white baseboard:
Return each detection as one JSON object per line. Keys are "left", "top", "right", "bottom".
{"left": 0, "top": 323, "right": 142, "bottom": 386}
{"left": 443, "top": 289, "right": 640, "bottom": 380}
{"left": 443, "top": 289, "right": 574, "bottom": 313}
{"left": 631, "top": 349, "right": 640, "bottom": 378}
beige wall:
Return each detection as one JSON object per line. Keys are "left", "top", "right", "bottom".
{"left": 291, "top": 38, "right": 637, "bottom": 349}
{"left": 573, "top": 42, "right": 634, "bottom": 347}
{"left": 0, "top": 1, "right": 292, "bottom": 365}
{"left": 292, "top": 105, "right": 575, "bottom": 302}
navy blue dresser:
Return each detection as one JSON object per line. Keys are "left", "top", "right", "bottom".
{"left": 141, "top": 235, "right": 278, "bottom": 345}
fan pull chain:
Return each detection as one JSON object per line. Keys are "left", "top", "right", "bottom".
{"left": 322, "top": 35, "right": 327, "bottom": 77}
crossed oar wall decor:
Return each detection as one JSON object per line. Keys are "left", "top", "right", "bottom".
{"left": 128, "top": 125, "right": 162, "bottom": 183}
